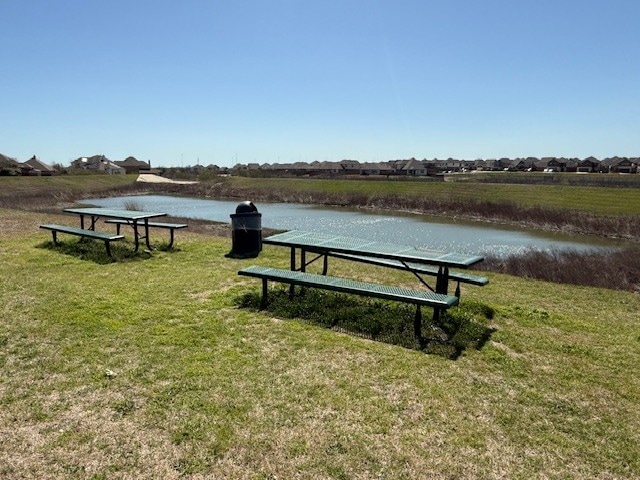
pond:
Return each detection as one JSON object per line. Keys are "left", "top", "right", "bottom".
{"left": 83, "top": 194, "right": 626, "bottom": 257}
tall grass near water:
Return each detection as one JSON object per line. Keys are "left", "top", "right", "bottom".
{"left": 481, "top": 246, "right": 640, "bottom": 292}
{"left": 123, "top": 199, "right": 143, "bottom": 211}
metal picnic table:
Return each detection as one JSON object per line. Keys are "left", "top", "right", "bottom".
{"left": 63, "top": 207, "right": 167, "bottom": 252}
{"left": 262, "top": 230, "right": 485, "bottom": 296}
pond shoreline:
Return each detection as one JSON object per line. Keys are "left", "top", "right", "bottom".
{"left": 2, "top": 176, "right": 638, "bottom": 292}
{"left": 84, "top": 193, "right": 626, "bottom": 256}
{"left": 107, "top": 181, "right": 640, "bottom": 243}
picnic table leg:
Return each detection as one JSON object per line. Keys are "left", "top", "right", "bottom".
{"left": 432, "top": 266, "right": 449, "bottom": 327}
{"left": 260, "top": 278, "right": 268, "bottom": 309}
{"left": 167, "top": 228, "right": 176, "bottom": 248}
{"left": 435, "top": 266, "right": 450, "bottom": 295}
{"left": 290, "top": 247, "right": 296, "bottom": 270}
{"left": 289, "top": 247, "right": 296, "bottom": 298}
{"left": 432, "top": 307, "right": 441, "bottom": 326}
{"left": 414, "top": 305, "right": 422, "bottom": 339}
{"left": 299, "top": 249, "right": 307, "bottom": 296}
{"left": 132, "top": 221, "right": 140, "bottom": 252}
{"left": 144, "top": 219, "right": 152, "bottom": 250}
{"left": 104, "top": 240, "right": 115, "bottom": 261}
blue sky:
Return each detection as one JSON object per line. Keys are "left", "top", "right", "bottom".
{"left": 2, "top": 0, "right": 639, "bottom": 167}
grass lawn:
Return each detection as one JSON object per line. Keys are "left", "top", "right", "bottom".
{"left": 1, "top": 208, "right": 639, "bottom": 479}
{"left": 0, "top": 174, "right": 135, "bottom": 192}
{"left": 227, "top": 176, "right": 640, "bottom": 216}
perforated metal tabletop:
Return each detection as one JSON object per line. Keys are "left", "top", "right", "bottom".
{"left": 63, "top": 207, "right": 167, "bottom": 221}
{"left": 263, "top": 230, "right": 484, "bottom": 268}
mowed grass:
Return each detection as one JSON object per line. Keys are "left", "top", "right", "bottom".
{"left": 228, "top": 176, "right": 640, "bottom": 215}
{"left": 1, "top": 208, "right": 639, "bottom": 479}
{"left": 3, "top": 174, "right": 640, "bottom": 216}
{"left": 0, "top": 174, "right": 136, "bottom": 198}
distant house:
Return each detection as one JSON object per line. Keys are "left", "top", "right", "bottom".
{"left": 104, "top": 162, "right": 125, "bottom": 175}
{"left": 440, "top": 157, "right": 470, "bottom": 172}
{"left": 498, "top": 158, "right": 514, "bottom": 171}
{"left": 482, "top": 159, "right": 506, "bottom": 171}
{"left": 0, "top": 152, "right": 20, "bottom": 175}
{"left": 513, "top": 158, "right": 535, "bottom": 171}
{"left": 539, "top": 157, "right": 561, "bottom": 172}
{"left": 359, "top": 162, "right": 386, "bottom": 175}
{"left": 563, "top": 158, "right": 580, "bottom": 172}
{"left": 71, "top": 155, "right": 107, "bottom": 171}
{"left": 71, "top": 155, "right": 125, "bottom": 174}
{"left": 404, "top": 159, "right": 428, "bottom": 176}
{"left": 188, "top": 164, "right": 207, "bottom": 175}
{"left": 607, "top": 157, "right": 636, "bottom": 173}
{"left": 536, "top": 157, "right": 564, "bottom": 172}
{"left": 340, "top": 160, "right": 361, "bottom": 175}
{"left": 389, "top": 159, "right": 411, "bottom": 175}
{"left": 21, "top": 155, "right": 56, "bottom": 176}
{"left": 577, "top": 157, "right": 600, "bottom": 173}
{"left": 277, "top": 162, "right": 312, "bottom": 175}
{"left": 115, "top": 156, "right": 151, "bottom": 174}
{"left": 314, "top": 161, "right": 342, "bottom": 175}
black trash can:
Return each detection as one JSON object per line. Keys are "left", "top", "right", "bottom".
{"left": 228, "top": 201, "right": 262, "bottom": 258}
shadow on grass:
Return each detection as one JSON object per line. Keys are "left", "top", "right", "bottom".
{"left": 236, "top": 287, "right": 495, "bottom": 359}
{"left": 36, "top": 239, "right": 154, "bottom": 264}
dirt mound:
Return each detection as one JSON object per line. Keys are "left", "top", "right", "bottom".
{"left": 136, "top": 174, "right": 198, "bottom": 185}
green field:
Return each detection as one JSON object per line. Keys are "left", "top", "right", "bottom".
{"left": 4, "top": 173, "right": 640, "bottom": 217}
{"left": 1, "top": 203, "right": 638, "bottom": 479}
{"left": 227, "top": 176, "right": 640, "bottom": 216}
{"left": 0, "top": 174, "right": 135, "bottom": 197}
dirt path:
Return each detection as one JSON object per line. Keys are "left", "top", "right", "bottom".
{"left": 136, "top": 174, "right": 198, "bottom": 185}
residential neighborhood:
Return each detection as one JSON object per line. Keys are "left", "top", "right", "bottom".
{"left": 230, "top": 156, "right": 639, "bottom": 176}
{"left": 0, "top": 153, "right": 155, "bottom": 176}
{"left": 1, "top": 151, "right": 638, "bottom": 177}
{"left": 68, "top": 155, "right": 154, "bottom": 175}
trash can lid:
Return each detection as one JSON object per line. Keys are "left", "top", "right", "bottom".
{"left": 236, "top": 201, "right": 258, "bottom": 214}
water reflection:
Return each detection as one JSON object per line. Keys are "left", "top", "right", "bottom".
{"left": 83, "top": 194, "right": 624, "bottom": 256}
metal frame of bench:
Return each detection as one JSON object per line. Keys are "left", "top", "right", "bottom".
{"left": 105, "top": 219, "right": 188, "bottom": 248}
{"left": 327, "top": 252, "right": 489, "bottom": 298}
{"left": 285, "top": 247, "right": 484, "bottom": 306}
{"left": 40, "top": 224, "right": 124, "bottom": 260}
{"left": 238, "top": 265, "right": 459, "bottom": 339}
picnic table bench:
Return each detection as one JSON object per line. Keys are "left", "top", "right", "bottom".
{"left": 39, "top": 224, "right": 124, "bottom": 260}
{"left": 238, "top": 265, "right": 459, "bottom": 338}
{"left": 104, "top": 219, "right": 188, "bottom": 248}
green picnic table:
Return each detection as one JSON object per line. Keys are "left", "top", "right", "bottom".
{"left": 63, "top": 207, "right": 167, "bottom": 252}
{"left": 239, "top": 230, "right": 488, "bottom": 339}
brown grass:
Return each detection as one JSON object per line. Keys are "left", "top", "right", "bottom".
{"left": 480, "top": 246, "right": 640, "bottom": 292}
